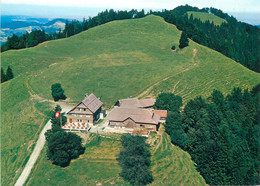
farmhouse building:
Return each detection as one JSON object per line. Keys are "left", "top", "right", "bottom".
{"left": 63, "top": 93, "right": 103, "bottom": 131}
{"left": 115, "top": 98, "right": 155, "bottom": 109}
{"left": 108, "top": 107, "right": 160, "bottom": 131}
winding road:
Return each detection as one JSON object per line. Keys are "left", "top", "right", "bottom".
{"left": 14, "top": 105, "right": 72, "bottom": 186}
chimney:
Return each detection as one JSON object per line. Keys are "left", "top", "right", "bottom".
{"left": 85, "top": 94, "right": 88, "bottom": 98}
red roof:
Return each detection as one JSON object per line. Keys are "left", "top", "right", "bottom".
{"left": 153, "top": 110, "right": 167, "bottom": 118}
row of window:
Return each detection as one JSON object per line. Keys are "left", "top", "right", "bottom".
{"left": 68, "top": 113, "right": 91, "bottom": 117}
{"left": 78, "top": 108, "right": 87, "bottom": 111}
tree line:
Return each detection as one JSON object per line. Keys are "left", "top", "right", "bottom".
{"left": 159, "top": 85, "right": 259, "bottom": 185}
{"left": 1, "top": 66, "right": 14, "bottom": 83}
{"left": 1, "top": 30, "right": 51, "bottom": 52}
{"left": 2, "top": 6, "right": 259, "bottom": 73}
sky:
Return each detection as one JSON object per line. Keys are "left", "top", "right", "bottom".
{"left": 2, "top": 0, "right": 260, "bottom": 24}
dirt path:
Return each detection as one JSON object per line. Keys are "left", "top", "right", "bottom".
{"left": 136, "top": 48, "right": 198, "bottom": 98}
{"left": 153, "top": 126, "right": 164, "bottom": 154}
{"left": 14, "top": 77, "right": 73, "bottom": 186}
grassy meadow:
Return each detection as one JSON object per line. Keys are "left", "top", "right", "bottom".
{"left": 1, "top": 75, "right": 52, "bottom": 185}
{"left": 2, "top": 15, "right": 258, "bottom": 106}
{"left": 187, "top": 11, "right": 227, "bottom": 25}
{"left": 1, "top": 15, "right": 259, "bottom": 185}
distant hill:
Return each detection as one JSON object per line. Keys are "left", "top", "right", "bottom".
{"left": 0, "top": 15, "right": 66, "bottom": 43}
{"left": 187, "top": 11, "right": 227, "bottom": 25}
{"left": 1, "top": 15, "right": 259, "bottom": 185}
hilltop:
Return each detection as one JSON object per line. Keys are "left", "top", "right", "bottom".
{"left": 1, "top": 15, "right": 259, "bottom": 185}
{"left": 187, "top": 11, "right": 227, "bottom": 25}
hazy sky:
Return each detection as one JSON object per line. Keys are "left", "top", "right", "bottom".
{"left": 2, "top": 0, "right": 260, "bottom": 24}
{"left": 3, "top": 0, "right": 260, "bottom": 12}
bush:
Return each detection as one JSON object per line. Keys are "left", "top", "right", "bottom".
{"left": 51, "top": 83, "right": 67, "bottom": 101}
{"left": 171, "top": 45, "right": 176, "bottom": 50}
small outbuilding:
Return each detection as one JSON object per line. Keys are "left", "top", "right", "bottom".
{"left": 153, "top": 110, "right": 167, "bottom": 123}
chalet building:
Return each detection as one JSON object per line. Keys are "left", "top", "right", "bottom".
{"left": 63, "top": 93, "right": 103, "bottom": 131}
{"left": 108, "top": 107, "right": 160, "bottom": 131}
{"left": 153, "top": 110, "right": 167, "bottom": 123}
{"left": 115, "top": 98, "right": 155, "bottom": 109}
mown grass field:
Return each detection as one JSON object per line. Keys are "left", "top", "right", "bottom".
{"left": 1, "top": 15, "right": 259, "bottom": 185}
{"left": 187, "top": 11, "right": 227, "bottom": 25}
{"left": 26, "top": 131, "right": 206, "bottom": 185}
{"left": 149, "top": 127, "right": 206, "bottom": 185}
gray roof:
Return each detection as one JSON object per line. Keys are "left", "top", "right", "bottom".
{"left": 108, "top": 107, "right": 160, "bottom": 125}
{"left": 119, "top": 98, "right": 155, "bottom": 108}
{"left": 68, "top": 93, "right": 103, "bottom": 114}
{"left": 82, "top": 93, "right": 103, "bottom": 113}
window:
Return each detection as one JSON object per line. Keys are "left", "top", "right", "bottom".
{"left": 78, "top": 108, "right": 81, "bottom": 111}
{"left": 83, "top": 108, "right": 86, "bottom": 111}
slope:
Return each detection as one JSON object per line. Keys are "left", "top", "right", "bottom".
{"left": 149, "top": 127, "right": 206, "bottom": 185}
{"left": 2, "top": 15, "right": 258, "bottom": 106}
{"left": 1, "top": 75, "right": 51, "bottom": 186}
{"left": 187, "top": 11, "right": 227, "bottom": 25}
{"left": 1, "top": 15, "right": 259, "bottom": 185}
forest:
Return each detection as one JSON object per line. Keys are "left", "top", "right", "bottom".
{"left": 163, "top": 85, "right": 259, "bottom": 185}
{"left": 2, "top": 6, "right": 259, "bottom": 72}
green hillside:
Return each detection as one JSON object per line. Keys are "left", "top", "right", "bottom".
{"left": 187, "top": 11, "right": 227, "bottom": 25}
{"left": 1, "top": 15, "right": 259, "bottom": 185}
{"left": 1, "top": 75, "right": 52, "bottom": 185}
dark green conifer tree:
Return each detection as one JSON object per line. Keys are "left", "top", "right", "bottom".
{"left": 179, "top": 31, "right": 189, "bottom": 49}
{"left": 6, "top": 66, "right": 14, "bottom": 80}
